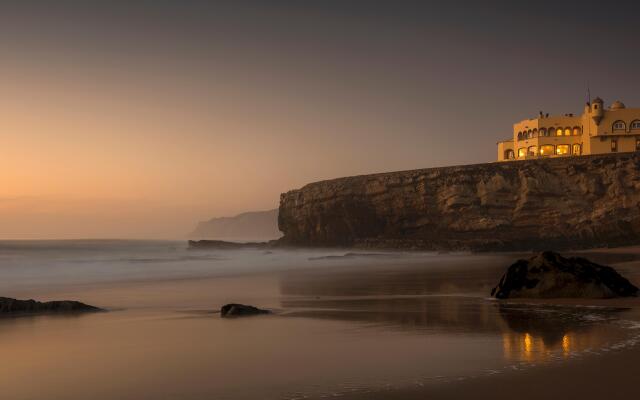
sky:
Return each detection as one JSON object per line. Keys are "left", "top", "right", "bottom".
{"left": 1, "top": 0, "right": 640, "bottom": 239}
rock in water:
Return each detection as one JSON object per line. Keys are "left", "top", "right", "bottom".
{"left": 220, "top": 303, "right": 271, "bottom": 318}
{"left": 491, "top": 251, "right": 639, "bottom": 299}
{"left": 0, "top": 297, "right": 103, "bottom": 315}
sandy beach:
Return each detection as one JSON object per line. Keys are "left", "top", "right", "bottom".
{"left": 1, "top": 241, "right": 639, "bottom": 399}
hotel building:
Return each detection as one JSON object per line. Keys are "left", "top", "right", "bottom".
{"left": 497, "top": 98, "right": 640, "bottom": 161}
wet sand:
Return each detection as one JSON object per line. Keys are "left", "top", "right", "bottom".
{"left": 1, "top": 242, "right": 640, "bottom": 399}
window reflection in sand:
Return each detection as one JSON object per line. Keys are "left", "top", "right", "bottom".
{"left": 279, "top": 266, "right": 633, "bottom": 364}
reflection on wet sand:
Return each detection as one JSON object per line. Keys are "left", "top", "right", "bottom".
{"left": 279, "top": 264, "right": 634, "bottom": 364}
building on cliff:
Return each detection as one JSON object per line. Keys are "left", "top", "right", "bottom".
{"left": 497, "top": 98, "right": 640, "bottom": 161}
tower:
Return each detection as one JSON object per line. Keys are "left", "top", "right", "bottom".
{"left": 591, "top": 97, "right": 604, "bottom": 125}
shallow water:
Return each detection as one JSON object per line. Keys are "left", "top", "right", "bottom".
{"left": 0, "top": 241, "right": 639, "bottom": 399}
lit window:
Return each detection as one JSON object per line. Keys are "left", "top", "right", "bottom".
{"left": 572, "top": 144, "right": 581, "bottom": 155}
{"left": 505, "top": 149, "right": 515, "bottom": 159}
{"left": 518, "top": 148, "right": 527, "bottom": 158}
{"left": 528, "top": 146, "right": 537, "bottom": 156}
{"left": 556, "top": 145, "right": 570, "bottom": 155}
{"left": 556, "top": 128, "right": 563, "bottom": 136}
{"left": 539, "top": 145, "right": 555, "bottom": 155}
{"left": 573, "top": 127, "right": 581, "bottom": 136}
{"left": 611, "top": 139, "right": 618, "bottom": 152}
{"left": 564, "top": 128, "right": 571, "bottom": 136}
{"left": 632, "top": 121, "right": 640, "bottom": 130}
{"left": 613, "top": 121, "right": 626, "bottom": 131}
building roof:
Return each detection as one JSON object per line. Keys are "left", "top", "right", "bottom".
{"left": 610, "top": 100, "right": 626, "bottom": 110}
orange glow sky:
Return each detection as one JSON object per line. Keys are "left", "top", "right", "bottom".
{"left": 2, "top": 2, "right": 639, "bottom": 238}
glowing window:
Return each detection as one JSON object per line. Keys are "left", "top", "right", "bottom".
{"left": 518, "top": 148, "right": 527, "bottom": 158}
{"left": 573, "top": 127, "right": 581, "bottom": 136}
{"left": 572, "top": 144, "right": 581, "bottom": 155}
{"left": 556, "top": 128, "right": 563, "bottom": 136}
{"left": 539, "top": 145, "right": 555, "bottom": 155}
{"left": 564, "top": 128, "right": 571, "bottom": 136}
{"left": 528, "top": 146, "right": 537, "bottom": 156}
{"left": 632, "top": 121, "right": 640, "bottom": 130}
{"left": 556, "top": 145, "right": 570, "bottom": 155}
{"left": 613, "top": 121, "right": 626, "bottom": 130}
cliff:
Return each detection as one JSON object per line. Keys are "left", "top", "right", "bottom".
{"left": 278, "top": 153, "right": 640, "bottom": 251}
{"left": 189, "top": 209, "right": 282, "bottom": 241}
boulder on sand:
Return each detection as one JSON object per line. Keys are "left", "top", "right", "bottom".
{"left": 0, "top": 297, "right": 103, "bottom": 315}
{"left": 220, "top": 303, "right": 271, "bottom": 318}
{"left": 491, "top": 251, "right": 639, "bottom": 299}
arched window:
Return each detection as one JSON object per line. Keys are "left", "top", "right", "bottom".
{"left": 527, "top": 130, "right": 532, "bottom": 139}
{"left": 539, "top": 128, "right": 547, "bottom": 137}
{"left": 532, "top": 128, "right": 538, "bottom": 137}
{"left": 517, "top": 132, "right": 522, "bottom": 140}
{"left": 613, "top": 121, "right": 626, "bottom": 131}
{"left": 572, "top": 143, "right": 581, "bottom": 155}
{"left": 539, "top": 145, "right": 555, "bottom": 156}
{"left": 556, "top": 144, "right": 570, "bottom": 155}
{"left": 504, "top": 149, "right": 515, "bottom": 160}
{"left": 528, "top": 145, "right": 537, "bottom": 156}
{"left": 518, "top": 148, "right": 527, "bottom": 158}
{"left": 631, "top": 120, "right": 640, "bottom": 130}
{"left": 556, "top": 128, "right": 563, "bottom": 136}
{"left": 573, "top": 127, "right": 581, "bottom": 136}
{"left": 564, "top": 128, "right": 571, "bottom": 136}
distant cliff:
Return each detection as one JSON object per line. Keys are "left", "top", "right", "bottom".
{"left": 278, "top": 153, "right": 640, "bottom": 251}
{"left": 190, "top": 209, "right": 282, "bottom": 241}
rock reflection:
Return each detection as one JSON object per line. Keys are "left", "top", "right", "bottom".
{"left": 498, "top": 304, "right": 628, "bottom": 362}
{"left": 279, "top": 267, "right": 632, "bottom": 363}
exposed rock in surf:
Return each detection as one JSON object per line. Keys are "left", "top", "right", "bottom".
{"left": 220, "top": 303, "right": 271, "bottom": 318}
{"left": 188, "top": 240, "right": 269, "bottom": 250}
{"left": 0, "top": 297, "right": 103, "bottom": 315}
{"left": 491, "top": 251, "right": 639, "bottom": 299}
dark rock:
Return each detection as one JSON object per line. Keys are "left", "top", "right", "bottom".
{"left": 220, "top": 303, "right": 271, "bottom": 318}
{"left": 0, "top": 297, "right": 103, "bottom": 315}
{"left": 188, "top": 240, "right": 268, "bottom": 250}
{"left": 491, "top": 251, "right": 639, "bottom": 299}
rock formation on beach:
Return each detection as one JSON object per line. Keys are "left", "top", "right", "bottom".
{"left": 491, "top": 251, "right": 639, "bottom": 299}
{"left": 188, "top": 240, "right": 269, "bottom": 249}
{"left": 220, "top": 303, "right": 271, "bottom": 317}
{"left": 278, "top": 153, "right": 640, "bottom": 251}
{"left": 190, "top": 209, "right": 282, "bottom": 241}
{"left": 0, "top": 297, "right": 103, "bottom": 315}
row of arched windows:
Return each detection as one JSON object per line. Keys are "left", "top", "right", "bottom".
{"left": 612, "top": 120, "right": 640, "bottom": 132}
{"left": 517, "top": 127, "right": 581, "bottom": 140}
{"left": 504, "top": 143, "right": 582, "bottom": 159}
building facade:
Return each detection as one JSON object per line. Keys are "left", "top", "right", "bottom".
{"left": 497, "top": 98, "right": 640, "bottom": 161}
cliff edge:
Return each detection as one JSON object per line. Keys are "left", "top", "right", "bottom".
{"left": 278, "top": 153, "right": 640, "bottom": 251}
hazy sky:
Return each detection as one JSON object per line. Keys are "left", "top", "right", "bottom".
{"left": 2, "top": 1, "right": 639, "bottom": 239}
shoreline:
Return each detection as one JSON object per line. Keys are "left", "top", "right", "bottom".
{"left": 338, "top": 343, "right": 640, "bottom": 400}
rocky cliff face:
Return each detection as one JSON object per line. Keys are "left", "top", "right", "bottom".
{"left": 278, "top": 153, "right": 640, "bottom": 251}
